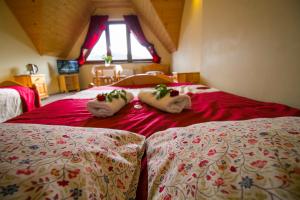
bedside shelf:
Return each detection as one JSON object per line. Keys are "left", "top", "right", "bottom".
{"left": 14, "top": 74, "right": 48, "bottom": 99}
{"left": 172, "top": 72, "right": 200, "bottom": 83}
{"left": 58, "top": 74, "right": 80, "bottom": 93}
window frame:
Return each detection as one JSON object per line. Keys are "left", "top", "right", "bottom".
{"left": 85, "top": 21, "right": 153, "bottom": 64}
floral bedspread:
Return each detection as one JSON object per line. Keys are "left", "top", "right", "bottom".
{"left": 147, "top": 117, "right": 300, "bottom": 200}
{"left": 0, "top": 123, "right": 145, "bottom": 200}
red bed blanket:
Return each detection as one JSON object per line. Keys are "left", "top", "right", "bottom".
{"left": 7, "top": 91, "right": 300, "bottom": 136}
{"left": 6, "top": 86, "right": 300, "bottom": 200}
{"left": 1, "top": 85, "right": 40, "bottom": 112}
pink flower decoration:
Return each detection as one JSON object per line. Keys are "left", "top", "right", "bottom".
{"left": 8, "top": 156, "right": 18, "bottom": 160}
{"left": 251, "top": 160, "right": 267, "bottom": 168}
{"left": 207, "top": 149, "right": 216, "bottom": 156}
{"left": 17, "top": 169, "right": 34, "bottom": 175}
{"left": 62, "top": 151, "right": 72, "bottom": 158}
{"left": 163, "top": 194, "right": 172, "bottom": 200}
{"left": 57, "top": 179, "right": 69, "bottom": 187}
{"left": 206, "top": 175, "right": 211, "bottom": 180}
{"left": 159, "top": 186, "right": 165, "bottom": 193}
{"left": 214, "top": 178, "right": 224, "bottom": 187}
{"left": 248, "top": 139, "right": 258, "bottom": 145}
{"left": 230, "top": 166, "right": 237, "bottom": 172}
{"left": 57, "top": 139, "right": 66, "bottom": 144}
{"left": 198, "top": 160, "right": 209, "bottom": 167}
{"left": 168, "top": 152, "right": 175, "bottom": 160}
{"left": 192, "top": 137, "right": 201, "bottom": 144}
{"left": 178, "top": 163, "right": 186, "bottom": 172}
{"left": 68, "top": 169, "right": 80, "bottom": 179}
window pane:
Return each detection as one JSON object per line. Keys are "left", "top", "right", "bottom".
{"left": 130, "top": 32, "right": 152, "bottom": 60}
{"left": 109, "top": 24, "right": 127, "bottom": 60}
{"left": 86, "top": 31, "right": 107, "bottom": 61}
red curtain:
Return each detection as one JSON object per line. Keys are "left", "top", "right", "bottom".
{"left": 124, "top": 15, "right": 161, "bottom": 63}
{"left": 78, "top": 15, "right": 109, "bottom": 65}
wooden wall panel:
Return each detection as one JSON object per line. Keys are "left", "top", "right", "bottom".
{"left": 151, "top": 0, "right": 185, "bottom": 46}
{"left": 92, "top": 0, "right": 133, "bottom": 9}
{"left": 4, "top": 0, "right": 183, "bottom": 57}
{"left": 5, "top": 0, "right": 92, "bottom": 57}
{"left": 131, "top": 0, "right": 177, "bottom": 53}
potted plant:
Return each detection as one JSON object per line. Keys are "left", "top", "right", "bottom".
{"left": 102, "top": 55, "right": 113, "bottom": 66}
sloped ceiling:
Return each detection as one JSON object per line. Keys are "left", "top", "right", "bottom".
{"left": 5, "top": 0, "right": 184, "bottom": 58}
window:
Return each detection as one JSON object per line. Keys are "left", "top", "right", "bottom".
{"left": 86, "top": 21, "right": 152, "bottom": 62}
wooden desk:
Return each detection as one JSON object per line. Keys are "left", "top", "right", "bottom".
{"left": 58, "top": 74, "right": 80, "bottom": 93}
{"left": 14, "top": 74, "right": 48, "bottom": 99}
{"left": 172, "top": 72, "right": 200, "bottom": 84}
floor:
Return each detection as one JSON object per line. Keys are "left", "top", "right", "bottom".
{"left": 41, "top": 92, "right": 76, "bottom": 106}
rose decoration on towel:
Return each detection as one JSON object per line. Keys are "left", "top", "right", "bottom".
{"left": 96, "top": 90, "right": 128, "bottom": 103}
{"left": 88, "top": 90, "right": 134, "bottom": 117}
{"left": 138, "top": 84, "right": 191, "bottom": 113}
{"left": 97, "top": 94, "right": 106, "bottom": 101}
{"left": 170, "top": 89, "right": 179, "bottom": 97}
{"left": 153, "top": 84, "right": 179, "bottom": 99}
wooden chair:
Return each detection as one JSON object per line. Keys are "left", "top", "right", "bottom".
{"left": 93, "top": 66, "right": 117, "bottom": 86}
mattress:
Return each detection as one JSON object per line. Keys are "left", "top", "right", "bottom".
{"left": 0, "top": 85, "right": 40, "bottom": 122}
{"left": 0, "top": 88, "right": 22, "bottom": 122}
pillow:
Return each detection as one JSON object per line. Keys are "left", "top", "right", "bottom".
{"left": 146, "top": 117, "right": 300, "bottom": 200}
{"left": 0, "top": 123, "right": 145, "bottom": 199}
{"left": 145, "top": 71, "right": 164, "bottom": 75}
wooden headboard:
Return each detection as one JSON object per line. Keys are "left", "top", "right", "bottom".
{"left": 0, "top": 80, "right": 26, "bottom": 87}
{"left": 112, "top": 74, "right": 173, "bottom": 86}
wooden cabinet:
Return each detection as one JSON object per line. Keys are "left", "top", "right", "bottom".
{"left": 14, "top": 74, "right": 48, "bottom": 99}
{"left": 58, "top": 73, "right": 80, "bottom": 93}
{"left": 172, "top": 72, "right": 201, "bottom": 84}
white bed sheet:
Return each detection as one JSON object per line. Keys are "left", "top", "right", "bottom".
{"left": 0, "top": 88, "right": 22, "bottom": 122}
{"left": 64, "top": 84, "right": 219, "bottom": 100}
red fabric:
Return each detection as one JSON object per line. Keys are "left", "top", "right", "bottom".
{"left": 1, "top": 85, "right": 41, "bottom": 112}
{"left": 78, "top": 15, "right": 109, "bottom": 65}
{"left": 124, "top": 15, "right": 161, "bottom": 63}
{"left": 6, "top": 89, "right": 300, "bottom": 200}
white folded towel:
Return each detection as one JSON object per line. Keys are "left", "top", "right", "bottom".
{"left": 87, "top": 92, "right": 133, "bottom": 117}
{"left": 138, "top": 91, "right": 191, "bottom": 113}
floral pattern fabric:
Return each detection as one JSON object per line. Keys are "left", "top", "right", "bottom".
{"left": 147, "top": 117, "right": 300, "bottom": 200}
{"left": 0, "top": 123, "right": 145, "bottom": 200}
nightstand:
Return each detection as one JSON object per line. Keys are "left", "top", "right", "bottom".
{"left": 172, "top": 72, "right": 201, "bottom": 84}
{"left": 14, "top": 74, "right": 49, "bottom": 99}
{"left": 58, "top": 73, "right": 80, "bottom": 93}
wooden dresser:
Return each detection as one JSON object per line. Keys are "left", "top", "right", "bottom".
{"left": 58, "top": 73, "right": 80, "bottom": 93}
{"left": 172, "top": 72, "right": 201, "bottom": 83}
{"left": 14, "top": 74, "right": 49, "bottom": 99}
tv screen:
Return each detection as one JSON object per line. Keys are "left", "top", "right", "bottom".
{"left": 57, "top": 60, "right": 79, "bottom": 74}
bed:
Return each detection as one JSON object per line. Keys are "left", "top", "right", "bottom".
{"left": 2, "top": 74, "right": 300, "bottom": 199}
{"left": 0, "top": 80, "right": 40, "bottom": 122}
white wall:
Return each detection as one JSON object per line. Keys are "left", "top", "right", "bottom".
{"left": 0, "top": 0, "right": 59, "bottom": 94}
{"left": 173, "top": 0, "right": 300, "bottom": 109}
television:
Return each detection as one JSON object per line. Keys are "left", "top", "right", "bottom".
{"left": 57, "top": 60, "right": 79, "bottom": 74}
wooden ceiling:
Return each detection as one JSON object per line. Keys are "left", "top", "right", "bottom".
{"left": 5, "top": 0, "right": 185, "bottom": 58}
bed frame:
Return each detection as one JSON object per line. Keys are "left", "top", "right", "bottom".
{"left": 111, "top": 74, "right": 174, "bottom": 86}
{"left": 0, "top": 80, "right": 37, "bottom": 89}
{"left": 0, "top": 80, "right": 26, "bottom": 87}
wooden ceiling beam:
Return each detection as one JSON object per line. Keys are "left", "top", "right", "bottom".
{"left": 5, "top": 0, "right": 93, "bottom": 58}
{"left": 92, "top": 0, "right": 133, "bottom": 9}
{"left": 151, "top": 0, "right": 185, "bottom": 47}
{"left": 131, "top": 0, "right": 177, "bottom": 53}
